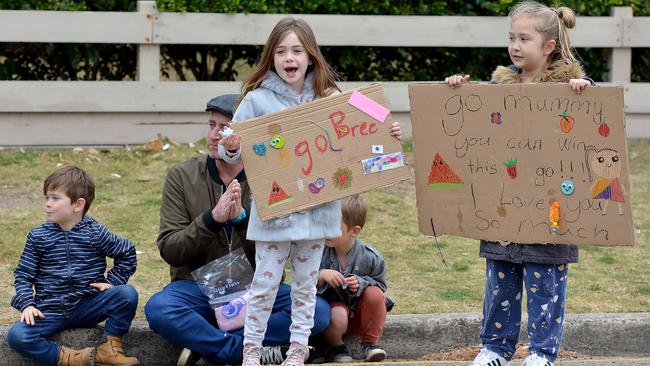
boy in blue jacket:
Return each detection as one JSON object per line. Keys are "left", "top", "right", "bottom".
{"left": 7, "top": 166, "right": 139, "bottom": 366}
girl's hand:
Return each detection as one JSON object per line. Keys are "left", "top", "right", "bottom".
{"left": 569, "top": 79, "right": 590, "bottom": 94}
{"left": 220, "top": 133, "right": 241, "bottom": 152}
{"left": 90, "top": 282, "right": 113, "bottom": 292}
{"left": 21, "top": 306, "right": 44, "bottom": 325}
{"left": 320, "top": 269, "right": 345, "bottom": 288}
{"left": 345, "top": 275, "right": 360, "bottom": 293}
{"left": 444, "top": 74, "right": 470, "bottom": 88}
{"left": 389, "top": 121, "right": 402, "bottom": 141}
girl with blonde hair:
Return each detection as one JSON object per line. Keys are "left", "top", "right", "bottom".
{"left": 446, "top": 2, "right": 593, "bottom": 366}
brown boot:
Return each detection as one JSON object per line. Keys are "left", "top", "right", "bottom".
{"left": 57, "top": 346, "right": 95, "bottom": 366}
{"left": 94, "top": 336, "right": 140, "bottom": 366}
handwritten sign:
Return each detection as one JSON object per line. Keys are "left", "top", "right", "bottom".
{"left": 235, "top": 83, "right": 410, "bottom": 221}
{"left": 409, "top": 83, "right": 634, "bottom": 246}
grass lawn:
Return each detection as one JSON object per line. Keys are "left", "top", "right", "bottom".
{"left": 0, "top": 140, "right": 648, "bottom": 325}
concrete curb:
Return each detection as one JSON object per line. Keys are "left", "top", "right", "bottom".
{"left": 1, "top": 313, "right": 649, "bottom": 365}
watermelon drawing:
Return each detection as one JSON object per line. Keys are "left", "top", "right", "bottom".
{"left": 427, "top": 153, "right": 464, "bottom": 188}
{"left": 267, "top": 181, "right": 294, "bottom": 207}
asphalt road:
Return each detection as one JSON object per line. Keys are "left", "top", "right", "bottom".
{"left": 324, "top": 358, "right": 650, "bottom": 366}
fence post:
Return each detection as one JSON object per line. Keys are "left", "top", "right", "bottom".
{"left": 608, "top": 6, "right": 632, "bottom": 84}
{"left": 137, "top": 0, "right": 160, "bottom": 81}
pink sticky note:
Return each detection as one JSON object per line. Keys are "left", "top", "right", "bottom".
{"left": 348, "top": 91, "right": 390, "bottom": 124}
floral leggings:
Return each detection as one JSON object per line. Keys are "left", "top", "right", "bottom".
{"left": 244, "top": 239, "right": 325, "bottom": 346}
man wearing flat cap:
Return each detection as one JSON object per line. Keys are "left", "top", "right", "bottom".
{"left": 145, "top": 95, "right": 331, "bottom": 366}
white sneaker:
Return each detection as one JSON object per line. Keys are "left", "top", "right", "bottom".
{"left": 177, "top": 348, "right": 211, "bottom": 366}
{"left": 260, "top": 345, "right": 288, "bottom": 365}
{"left": 470, "top": 347, "right": 510, "bottom": 366}
{"left": 281, "top": 344, "right": 309, "bottom": 366}
{"left": 522, "top": 353, "right": 554, "bottom": 366}
{"left": 243, "top": 344, "right": 262, "bottom": 366}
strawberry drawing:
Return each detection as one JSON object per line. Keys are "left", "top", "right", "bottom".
{"left": 503, "top": 158, "right": 518, "bottom": 179}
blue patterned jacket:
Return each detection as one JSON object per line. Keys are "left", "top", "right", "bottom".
{"left": 11, "top": 215, "right": 137, "bottom": 314}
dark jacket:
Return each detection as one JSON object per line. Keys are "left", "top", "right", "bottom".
{"left": 318, "top": 239, "right": 387, "bottom": 311}
{"left": 157, "top": 155, "right": 255, "bottom": 282}
{"left": 12, "top": 216, "right": 137, "bottom": 314}
{"left": 479, "top": 60, "right": 590, "bottom": 264}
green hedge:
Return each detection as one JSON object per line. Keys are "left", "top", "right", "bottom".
{"left": 0, "top": 0, "right": 648, "bottom": 81}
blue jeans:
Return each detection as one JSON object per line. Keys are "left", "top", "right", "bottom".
{"left": 480, "top": 259, "right": 569, "bottom": 361}
{"left": 7, "top": 285, "right": 138, "bottom": 366}
{"left": 145, "top": 280, "right": 331, "bottom": 364}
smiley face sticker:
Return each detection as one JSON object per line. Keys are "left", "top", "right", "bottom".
{"left": 269, "top": 135, "right": 285, "bottom": 149}
{"left": 561, "top": 179, "right": 574, "bottom": 195}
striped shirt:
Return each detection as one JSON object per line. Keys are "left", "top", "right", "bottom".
{"left": 11, "top": 215, "right": 137, "bottom": 315}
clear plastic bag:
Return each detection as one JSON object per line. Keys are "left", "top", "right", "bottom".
{"left": 191, "top": 247, "right": 253, "bottom": 309}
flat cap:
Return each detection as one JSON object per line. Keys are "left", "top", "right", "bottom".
{"left": 205, "top": 94, "right": 239, "bottom": 117}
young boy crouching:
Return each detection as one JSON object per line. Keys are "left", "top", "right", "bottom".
{"left": 316, "top": 195, "right": 390, "bottom": 363}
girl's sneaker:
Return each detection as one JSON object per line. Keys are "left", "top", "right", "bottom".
{"left": 243, "top": 344, "right": 262, "bottom": 366}
{"left": 470, "top": 347, "right": 510, "bottom": 366}
{"left": 522, "top": 353, "right": 554, "bottom": 366}
{"left": 280, "top": 343, "right": 310, "bottom": 366}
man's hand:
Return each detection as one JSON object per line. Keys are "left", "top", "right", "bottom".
{"left": 90, "top": 283, "right": 113, "bottom": 292}
{"left": 227, "top": 179, "right": 243, "bottom": 220}
{"left": 319, "top": 269, "right": 346, "bottom": 288}
{"left": 211, "top": 179, "right": 242, "bottom": 223}
{"left": 345, "top": 275, "right": 360, "bottom": 293}
{"left": 21, "top": 306, "right": 44, "bottom": 326}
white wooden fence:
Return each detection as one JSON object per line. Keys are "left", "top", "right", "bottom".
{"left": 1, "top": 1, "right": 649, "bottom": 146}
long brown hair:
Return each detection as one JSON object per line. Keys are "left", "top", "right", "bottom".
{"left": 241, "top": 17, "right": 339, "bottom": 99}
{"left": 510, "top": 1, "right": 579, "bottom": 64}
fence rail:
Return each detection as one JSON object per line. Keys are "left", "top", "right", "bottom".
{"left": 1, "top": 1, "right": 649, "bottom": 145}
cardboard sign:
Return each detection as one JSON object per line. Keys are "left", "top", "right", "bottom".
{"left": 409, "top": 83, "right": 634, "bottom": 246}
{"left": 235, "top": 83, "right": 410, "bottom": 221}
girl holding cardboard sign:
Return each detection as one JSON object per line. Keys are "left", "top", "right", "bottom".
{"left": 224, "top": 17, "right": 402, "bottom": 366}
{"left": 445, "top": 2, "right": 593, "bottom": 366}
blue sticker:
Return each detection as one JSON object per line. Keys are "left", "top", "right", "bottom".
{"left": 561, "top": 179, "right": 574, "bottom": 195}
{"left": 253, "top": 143, "right": 267, "bottom": 156}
